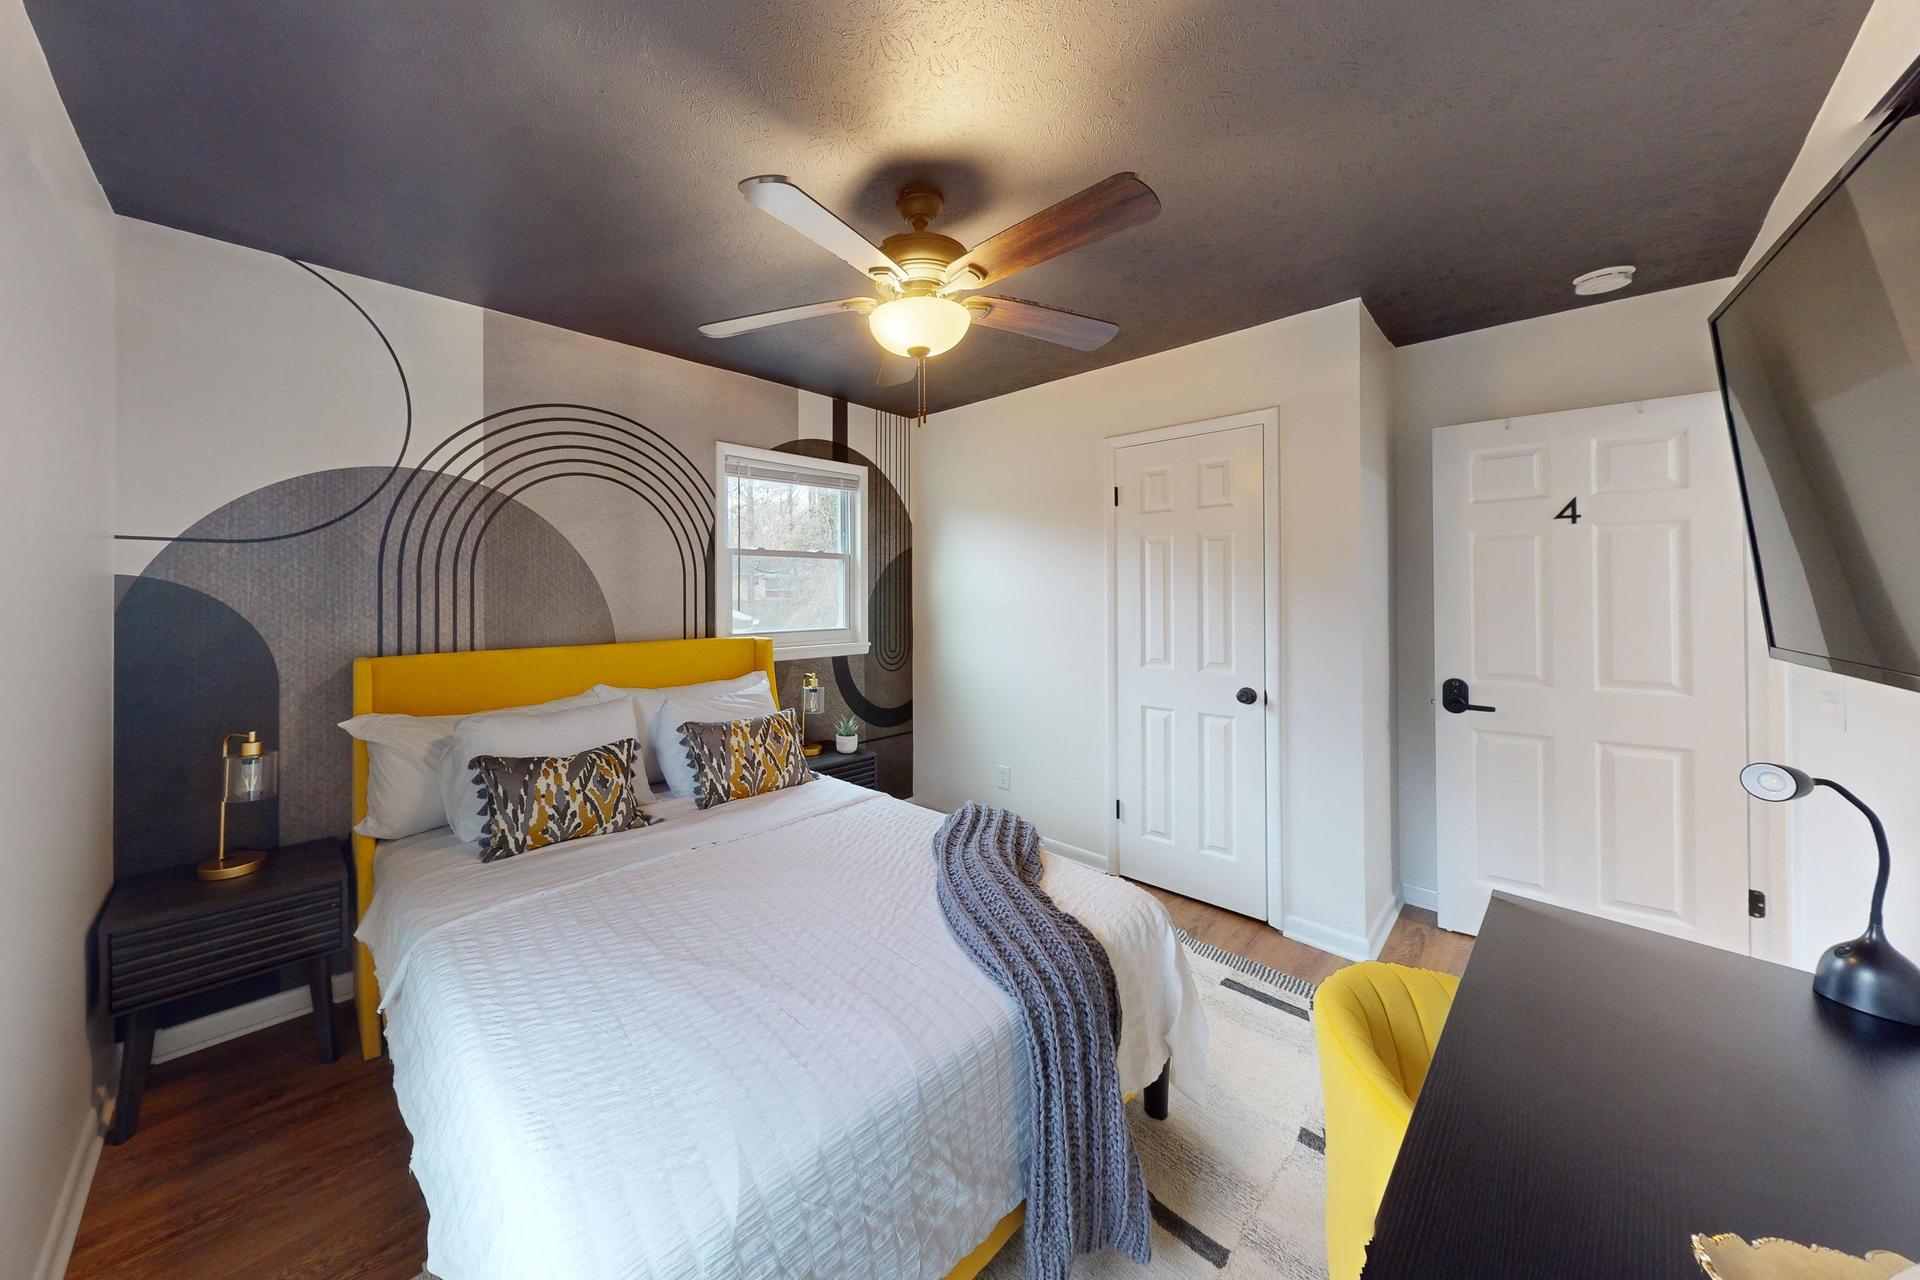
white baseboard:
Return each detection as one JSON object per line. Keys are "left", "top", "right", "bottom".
{"left": 1279, "top": 893, "right": 1404, "bottom": 964}
{"left": 1042, "top": 838, "right": 1110, "bottom": 873}
{"left": 1365, "top": 892, "right": 1404, "bottom": 960}
{"left": 34, "top": 1105, "right": 102, "bottom": 1280}
{"left": 1400, "top": 882, "right": 1438, "bottom": 911}
{"left": 1278, "top": 914, "right": 1371, "bottom": 962}
{"left": 152, "top": 970, "right": 354, "bottom": 1065}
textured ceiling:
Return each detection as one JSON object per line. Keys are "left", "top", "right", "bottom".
{"left": 29, "top": 0, "right": 1869, "bottom": 412}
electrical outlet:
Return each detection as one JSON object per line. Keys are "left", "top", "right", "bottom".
{"left": 995, "top": 765, "right": 1012, "bottom": 791}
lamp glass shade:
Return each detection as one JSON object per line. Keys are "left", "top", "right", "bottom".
{"left": 868, "top": 295, "right": 970, "bottom": 357}
{"left": 803, "top": 683, "right": 827, "bottom": 717}
{"left": 224, "top": 749, "right": 278, "bottom": 803}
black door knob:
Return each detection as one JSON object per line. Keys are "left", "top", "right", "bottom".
{"left": 1441, "top": 677, "right": 1496, "bottom": 714}
{"left": 1236, "top": 687, "right": 1259, "bottom": 705}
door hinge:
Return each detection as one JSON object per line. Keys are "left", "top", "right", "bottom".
{"left": 1748, "top": 888, "right": 1767, "bottom": 919}
{"left": 1113, "top": 486, "right": 1120, "bottom": 507}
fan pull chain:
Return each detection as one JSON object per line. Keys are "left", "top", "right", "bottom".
{"left": 915, "top": 354, "right": 928, "bottom": 429}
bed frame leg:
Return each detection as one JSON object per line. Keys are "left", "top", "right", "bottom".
{"left": 1144, "top": 1062, "right": 1170, "bottom": 1120}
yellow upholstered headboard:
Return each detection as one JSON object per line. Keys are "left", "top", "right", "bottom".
{"left": 349, "top": 636, "right": 778, "bottom": 1059}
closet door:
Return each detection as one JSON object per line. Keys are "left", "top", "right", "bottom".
{"left": 1113, "top": 419, "right": 1269, "bottom": 917}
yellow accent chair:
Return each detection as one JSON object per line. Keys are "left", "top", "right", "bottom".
{"left": 1313, "top": 962, "right": 1461, "bottom": 1280}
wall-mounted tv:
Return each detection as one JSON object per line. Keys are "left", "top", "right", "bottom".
{"left": 1714, "top": 103, "right": 1920, "bottom": 693}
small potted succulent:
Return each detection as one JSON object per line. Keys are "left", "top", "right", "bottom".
{"left": 833, "top": 715, "right": 860, "bottom": 754}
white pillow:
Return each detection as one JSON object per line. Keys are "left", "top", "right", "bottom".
{"left": 440, "top": 697, "right": 643, "bottom": 844}
{"left": 653, "top": 684, "right": 780, "bottom": 798}
{"left": 339, "top": 712, "right": 461, "bottom": 839}
{"left": 340, "top": 689, "right": 610, "bottom": 841}
{"left": 593, "top": 672, "right": 775, "bottom": 784}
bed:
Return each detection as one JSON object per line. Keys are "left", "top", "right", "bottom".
{"left": 349, "top": 637, "right": 1206, "bottom": 1280}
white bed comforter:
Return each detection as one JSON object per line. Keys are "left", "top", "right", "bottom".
{"left": 358, "top": 777, "right": 1207, "bottom": 1280}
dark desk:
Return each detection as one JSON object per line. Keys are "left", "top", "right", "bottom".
{"left": 1366, "top": 894, "right": 1920, "bottom": 1278}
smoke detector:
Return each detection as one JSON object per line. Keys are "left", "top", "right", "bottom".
{"left": 1573, "top": 265, "right": 1636, "bottom": 296}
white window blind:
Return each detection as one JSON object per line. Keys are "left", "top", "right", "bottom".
{"left": 723, "top": 456, "right": 861, "bottom": 491}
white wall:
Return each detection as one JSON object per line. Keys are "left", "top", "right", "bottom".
{"left": 1738, "top": 0, "right": 1920, "bottom": 277}
{"left": 113, "top": 220, "right": 484, "bottom": 579}
{"left": 915, "top": 299, "right": 1397, "bottom": 958}
{"left": 0, "top": 0, "right": 117, "bottom": 1275}
{"left": 1737, "top": 0, "right": 1920, "bottom": 968}
{"left": 1389, "top": 280, "right": 1732, "bottom": 899}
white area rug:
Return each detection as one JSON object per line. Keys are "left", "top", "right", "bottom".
{"left": 978, "top": 935, "right": 1329, "bottom": 1278}
{"left": 420, "top": 936, "right": 1327, "bottom": 1279}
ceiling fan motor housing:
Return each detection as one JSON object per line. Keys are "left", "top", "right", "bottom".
{"left": 702, "top": 171, "right": 1150, "bottom": 369}
{"left": 880, "top": 231, "right": 966, "bottom": 288}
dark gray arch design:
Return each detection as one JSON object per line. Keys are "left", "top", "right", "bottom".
{"left": 114, "top": 576, "right": 281, "bottom": 875}
{"left": 869, "top": 547, "right": 911, "bottom": 674}
{"left": 121, "top": 465, "right": 612, "bottom": 843}
{"left": 377, "top": 404, "right": 713, "bottom": 655}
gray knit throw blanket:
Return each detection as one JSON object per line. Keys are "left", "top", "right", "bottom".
{"left": 933, "top": 802, "right": 1151, "bottom": 1280}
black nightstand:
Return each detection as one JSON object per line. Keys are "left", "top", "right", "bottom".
{"left": 96, "top": 838, "right": 349, "bottom": 1143}
{"left": 809, "top": 746, "right": 878, "bottom": 789}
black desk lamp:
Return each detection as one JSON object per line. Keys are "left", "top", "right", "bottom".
{"left": 1741, "top": 762, "right": 1920, "bottom": 1026}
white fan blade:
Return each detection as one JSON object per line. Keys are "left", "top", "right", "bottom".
{"left": 699, "top": 297, "right": 873, "bottom": 339}
{"left": 740, "top": 176, "right": 904, "bottom": 284}
{"left": 965, "top": 295, "right": 1118, "bottom": 351}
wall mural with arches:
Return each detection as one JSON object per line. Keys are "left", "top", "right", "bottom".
{"left": 113, "top": 224, "right": 912, "bottom": 902}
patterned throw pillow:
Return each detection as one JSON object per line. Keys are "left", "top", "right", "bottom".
{"left": 469, "top": 737, "right": 655, "bottom": 863}
{"left": 678, "top": 709, "right": 811, "bottom": 810}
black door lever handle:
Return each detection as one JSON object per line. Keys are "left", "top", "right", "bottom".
{"left": 1441, "top": 677, "right": 1495, "bottom": 715}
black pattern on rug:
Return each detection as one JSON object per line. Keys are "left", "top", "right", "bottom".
{"left": 981, "top": 935, "right": 1328, "bottom": 1278}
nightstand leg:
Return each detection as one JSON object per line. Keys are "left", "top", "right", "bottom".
{"left": 1144, "top": 1061, "right": 1170, "bottom": 1121}
{"left": 308, "top": 955, "right": 337, "bottom": 1064}
{"left": 108, "top": 1010, "right": 156, "bottom": 1145}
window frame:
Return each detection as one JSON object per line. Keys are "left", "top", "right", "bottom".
{"left": 712, "top": 441, "right": 870, "bottom": 660}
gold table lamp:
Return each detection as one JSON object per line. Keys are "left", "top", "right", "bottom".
{"left": 799, "top": 672, "right": 826, "bottom": 758}
{"left": 201, "top": 731, "right": 278, "bottom": 880}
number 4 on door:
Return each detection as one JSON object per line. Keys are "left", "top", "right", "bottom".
{"left": 1554, "top": 498, "right": 1581, "bottom": 525}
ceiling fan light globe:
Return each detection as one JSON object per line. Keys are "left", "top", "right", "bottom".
{"left": 869, "top": 295, "right": 970, "bottom": 358}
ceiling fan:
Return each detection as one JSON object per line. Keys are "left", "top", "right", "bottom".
{"left": 699, "top": 172, "right": 1160, "bottom": 416}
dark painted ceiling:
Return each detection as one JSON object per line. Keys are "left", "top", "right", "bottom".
{"left": 29, "top": 0, "right": 1869, "bottom": 412}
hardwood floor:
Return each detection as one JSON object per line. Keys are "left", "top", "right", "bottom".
{"left": 67, "top": 893, "right": 1471, "bottom": 1279}
{"left": 67, "top": 1011, "right": 427, "bottom": 1280}
{"left": 1142, "top": 886, "right": 1475, "bottom": 982}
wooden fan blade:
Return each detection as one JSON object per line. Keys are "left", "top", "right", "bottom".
{"left": 966, "top": 296, "right": 1119, "bottom": 351}
{"left": 699, "top": 297, "right": 873, "bottom": 338}
{"left": 876, "top": 351, "right": 919, "bottom": 387}
{"left": 739, "top": 176, "right": 904, "bottom": 283}
{"left": 941, "top": 173, "right": 1159, "bottom": 293}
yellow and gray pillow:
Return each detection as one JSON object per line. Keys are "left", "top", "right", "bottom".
{"left": 470, "top": 737, "right": 655, "bottom": 862}
{"left": 679, "top": 709, "right": 811, "bottom": 810}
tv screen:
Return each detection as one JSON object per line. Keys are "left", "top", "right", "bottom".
{"left": 1714, "top": 108, "right": 1920, "bottom": 692}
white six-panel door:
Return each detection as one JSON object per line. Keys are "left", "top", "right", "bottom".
{"left": 1113, "top": 421, "right": 1269, "bottom": 916}
{"left": 1432, "top": 394, "right": 1751, "bottom": 950}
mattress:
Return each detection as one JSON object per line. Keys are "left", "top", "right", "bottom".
{"left": 358, "top": 777, "right": 1208, "bottom": 1280}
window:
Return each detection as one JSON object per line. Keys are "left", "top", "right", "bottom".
{"left": 714, "top": 442, "right": 868, "bottom": 659}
